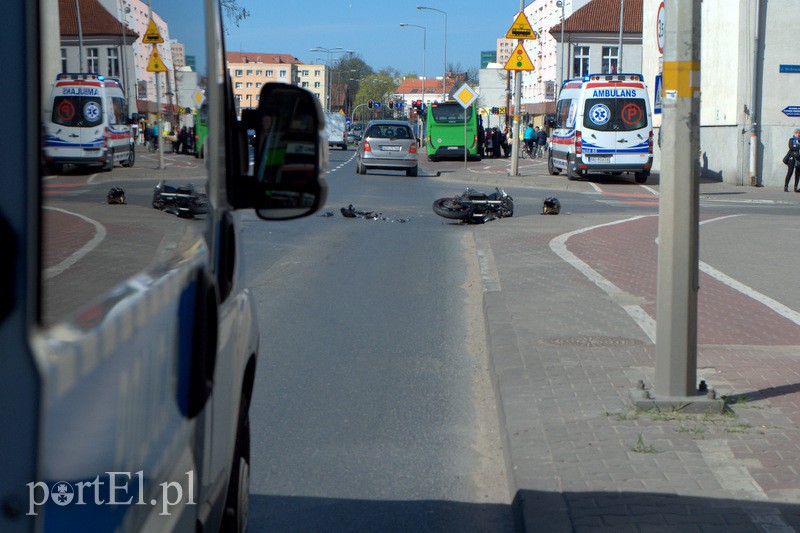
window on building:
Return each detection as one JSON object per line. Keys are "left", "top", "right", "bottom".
{"left": 256, "top": 95, "right": 260, "bottom": 101}
{"left": 301, "top": 82, "right": 308, "bottom": 88}
{"left": 235, "top": 82, "right": 242, "bottom": 89}
{"left": 572, "top": 46, "right": 589, "bottom": 77}
{"left": 314, "top": 81, "right": 321, "bottom": 88}
{"left": 246, "top": 94, "right": 251, "bottom": 99}
{"left": 235, "top": 69, "right": 243, "bottom": 76}
{"left": 246, "top": 69, "right": 253, "bottom": 75}
{"left": 107, "top": 47, "right": 119, "bottom": 77}
{"left": 256, "top": 70, "right": 262, "bottom": 76}
{"left": 61, "top": 48, "right": 67, "bottom": 72}
{"left": 246, "top": 82, "right": 253, "bottom": 88}
{"left": 279, "top": 70, "right": 287, "bottom": 78}
{"left": 315, "top": 70, "right": 321, "bottom": 76}
{"left": 256, "top": 82, "right": 262, "bottom": 88}
{"left": 601, "top": 47, "right": 619, "bottom": 74}
{"left": 302, "top": 70, "right": 309, "bottom": 76}
{"left": 266, "top": 70, "right": 273, "bottom": 77}
{"left": 87, "top": 48, "right": 99, "bottom": 73}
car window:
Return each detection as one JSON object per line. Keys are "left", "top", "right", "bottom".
{"left": 40, "top": 0, "right": 209, "bottom": 325}
{"left": 583, "top": 98, "right": 648, "bottom": 132}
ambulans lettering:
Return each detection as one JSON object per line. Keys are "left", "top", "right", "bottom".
{"left": 61, "top": 87, "right": 99, "bottom": 96}
{"left": 591, "top": 88, "right": 636, "bottom": 98}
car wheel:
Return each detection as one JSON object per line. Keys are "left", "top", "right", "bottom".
{"left": 121, "top": 146, "right": 135, "bottom": 167}
{"left": 634, "top": 171, "right": 649, "bottom": 184}
{"left": 547, "top": 154, "right": 560, "bottom": 175}
{"left": 566, "top": 155, "right": 579, "bottom": 181}
{"left": 220, "top": 396, "right": 250, "bottom": 533}
{"left": 406, "top": 165, "right": 418, "bottom": 177}
{"left": 102, "top": 149, "right": 114, "bottom": 172}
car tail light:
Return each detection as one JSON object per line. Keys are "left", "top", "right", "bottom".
{"left": 409, "top": 143, "right": 416, "bottom": 154}
{"left": 575, "top": 130, "right": 582, "bottom": 156}
{"left": 648, "top": 130, "right": 654, "bottom": 154}
{"left": 363, "top": 140, "right": 371, "bottom": 152}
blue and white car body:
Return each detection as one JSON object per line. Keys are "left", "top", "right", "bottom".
{"left": 549, "top": 73, "right": 653, "bottom": 183}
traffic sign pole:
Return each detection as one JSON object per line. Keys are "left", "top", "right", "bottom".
{"left": 654, "top": 0, "right": 702, "bottom": 399}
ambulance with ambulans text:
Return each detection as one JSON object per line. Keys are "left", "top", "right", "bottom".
{"left": 43, "top": 73, "right": 135, "bottom": 173}
{"left": 548, "top": 73, "right": 653, "bottom": 184}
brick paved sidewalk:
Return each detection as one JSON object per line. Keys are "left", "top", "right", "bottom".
{"left": 454, "top": 166, "right": 800, "bottom": 531}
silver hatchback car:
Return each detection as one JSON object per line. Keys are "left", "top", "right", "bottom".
{"left": 355, "top": 120, "right": 419, "bottom": 176}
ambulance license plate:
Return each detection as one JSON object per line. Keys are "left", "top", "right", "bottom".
{"left": 588, "top": 155, "right": 611, "bottom": 162}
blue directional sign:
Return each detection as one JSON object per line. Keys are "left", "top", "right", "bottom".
{"left": 780, "top": 64, "right": 800, "bottom": 74}
{"left": 653, "top": 74, "right": 662, "bottom": 115}
{"left": 345, "top": 117, "right": 351, "bottom": 126}
{"left": 373, "top": 101, "right": 382, "bottom": 109}
{"left": 782, "top": 106, "right": 800, "bottom": 117}
{"left": 395, "top": 101, "right": 403, "bottom": 109}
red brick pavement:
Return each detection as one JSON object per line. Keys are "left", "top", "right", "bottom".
{"left": 565, "top": 215, "right": 800, "bottom": 346}
{"left": 41, "top": 207, "right": 95, "bottom": 270}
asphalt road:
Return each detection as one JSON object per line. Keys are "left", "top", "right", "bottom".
{"left": 242, "top": 147, "right": 514, "bottom": 532}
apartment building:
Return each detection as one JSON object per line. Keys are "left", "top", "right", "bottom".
{"left": 225, "top": 52, "right": 302, "bottom": 112}
{"left": 496, "top": 38, "right": 514, "bottom": 65}
{"left": 296, "top": 64, "right": 327, "bottom": 105}
{"left": 170, "top": 39, "right": 186, "bottom": 68}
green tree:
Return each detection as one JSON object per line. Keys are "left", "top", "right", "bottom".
{"left": 332, "top": 54, "right": 373, "bottom": 115}
{"left": 353, "top": 74, "right": 396, "bottom": 121}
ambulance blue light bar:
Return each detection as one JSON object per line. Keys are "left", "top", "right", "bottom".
{"left": 582, "top": 73, "right": 643, "bottom": 82}
{"left": 56, "top": 72, "right": 103, "bottom": 81}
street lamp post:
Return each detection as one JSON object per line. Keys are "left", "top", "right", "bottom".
{"left": 400, "top": 23, "right": 426, "bottom": 136}
{"left": 557, "top": 0, "right": 566, "bottom": 90}
{"left": 309, "top": 46, "right": 353, "bottom": 112}
{"left": 417, "top": 6, "right": 446, "bottom": 100}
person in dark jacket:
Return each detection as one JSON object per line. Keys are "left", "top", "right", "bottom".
{"left": 784, "top": 129, "right": 800, "bottom": 192}
{"left": 536, "top": 126, "right": 548, "bottom": 158}
{"left": 492, "top": 127, "right": 502, "bottom": 159}
{"left": 477, "top": 116, "right": 485, "bottom": 158}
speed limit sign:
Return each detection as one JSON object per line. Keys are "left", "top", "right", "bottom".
{"left": 656, "top": 2, "right": 665, "bottom": 54}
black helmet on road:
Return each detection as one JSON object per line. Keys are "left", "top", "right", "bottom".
{"left": 107, "top": 186, "right": 126, "bottom": 204}
{"left": 542, "top": 196, "right": 560, "bottom": 215}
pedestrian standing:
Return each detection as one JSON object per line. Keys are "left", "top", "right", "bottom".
{"left": 536, "top": 126, "right": 548, "bottom": 158}
{"left": 784, "top": 129, "right": 800, "bottom": 192}
{"left": 502, "top": 127, "right": 511, "bottom": 158}
{"left": 492, "top": 127, "right": 502, "bottom": 159}
{"left": 477, "top": 117, "right": 485, "bottom": 159}
{"left": 485, "top": 128, "right": 493, "bottom": 158}
{"left": 524, "top": 124, "right": 535, "bottom": 157}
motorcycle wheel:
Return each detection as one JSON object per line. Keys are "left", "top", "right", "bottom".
{"left": 500, "top": 198, "right": 514, "bottom": 218}
{"left": 432, "top": 198, "right": 471, "bottom": 220}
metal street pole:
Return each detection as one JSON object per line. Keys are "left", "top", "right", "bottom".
{"left": 417, "top": 6, "right": 446, "bottom": 100}
{"left": 557, "top": 0, "right": 565, "bottom": 92}
{"left": 400, "top": 24, "right": 426, "bottom": 144}
{"left": 654, "top": 0, "right": 701, "bottom": 397}
{"left": 510, "top": 0, "right": 524, "bottom": 176}
{"left": 617, "top": 0, "right": 625, "bottom": 71}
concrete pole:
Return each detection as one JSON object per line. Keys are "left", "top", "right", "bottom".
{"left": 510, "top": 0, "right": 524, "bottom": 176}
{"left": 654, "top": 0, "right": 701, "bottom": 397}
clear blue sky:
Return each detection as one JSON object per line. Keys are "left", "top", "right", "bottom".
{"left": 155, "top": 1, "right": 518, "bottom": 77}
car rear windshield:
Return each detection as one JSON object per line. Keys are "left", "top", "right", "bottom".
{"left": 583, "top": 98, "right": 648, "bottom": 132}
{"left": 52, "top": 95, "right": 103, "bottom": 127}
{"left": 430, "top": 103, "right": 470, "bottom": 124}
{"left": 366, "top": 125, "right": 414, "bottom": 139}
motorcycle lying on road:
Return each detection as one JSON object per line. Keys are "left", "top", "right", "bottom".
{"left": 152, "top": 180, "right": 209, "bottom": 218}
{"left": 432, "top": 187, "right": 514, "bottom": 223}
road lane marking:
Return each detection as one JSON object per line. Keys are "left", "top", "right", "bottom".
{"left": 43, "top": 207, "right": 107, "bottom": 280}
{"left": 549, "top": 215, "right": 657, "bottom": 343}
{"left": 553, "top": 213, "right": 800, "bottom": 344}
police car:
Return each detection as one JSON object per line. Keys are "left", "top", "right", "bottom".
{"left": 548, "top": 73, "right": 654, "bottom": 183}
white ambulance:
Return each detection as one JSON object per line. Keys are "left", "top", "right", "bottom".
{"left": 548, "top": 73, "right": 653, "bottom": 183}
{"left": 43, "top": 73, "right": 135, "bottom": 172}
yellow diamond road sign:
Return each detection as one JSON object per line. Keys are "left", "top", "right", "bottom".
{"left": 143, "top": 19, "right": 164, "bottom": 44}
{"left": 505, "top": 12, "right": 537, "bottom": 40}
{"left": 147, "top": 48, "right": 168, "bottom": 73}
{"left": 454, "top": 83, "right": 478, "bottom": 109}
{"left": 504, "top": 43, "right": 535, "bottom": 71}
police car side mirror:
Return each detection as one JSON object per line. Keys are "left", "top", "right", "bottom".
{"left": 235, "top": 84, "right": 328, "bottom": 220}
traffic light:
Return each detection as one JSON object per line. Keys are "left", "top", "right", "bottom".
{"left": 491, "top": 107, "right": 499, "bottom": 115}
{"left": 368, "top": 100, "right": 373, "bottom": 109}
{"left": 389, "top": 101, "right": 394, "bottom": 109}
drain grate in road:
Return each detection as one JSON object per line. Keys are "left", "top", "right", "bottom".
{"left": 545, "top": 336, "right": 645, "bottom": 347}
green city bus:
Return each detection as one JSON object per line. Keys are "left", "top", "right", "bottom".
{"left": 194, "top": 102, "right": 208, "bottom": 158}
{"left": 425, "top": 101, "right": 480, "bottom": 161}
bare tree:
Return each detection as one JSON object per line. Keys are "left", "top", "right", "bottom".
{"left": 221, "top": 0, "right": 250, "bottom": 27}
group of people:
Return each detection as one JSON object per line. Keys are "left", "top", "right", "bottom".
{"left": 523, "top": 124, "right": 548, "bottom": 158}
{"left": 478, "top": 125, "right": 512, "bottom": 159}
{"left": 140, "top": 122, "right": 196, "bottom": 155}
{"left": 475, "top": 119, "right": 550, "bottom": 160}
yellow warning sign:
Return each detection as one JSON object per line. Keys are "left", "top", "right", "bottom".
{"left": 504, "top": 43, "right": 535, "bottom": 71}
{"left": 505, "top": 12, "right": 537, "bottom": 40}
{"left": 143, "top": 19, "right": 164, "bottom": 44}
{"left": 147, "top": 48, "right": 168, "bottom": 72}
